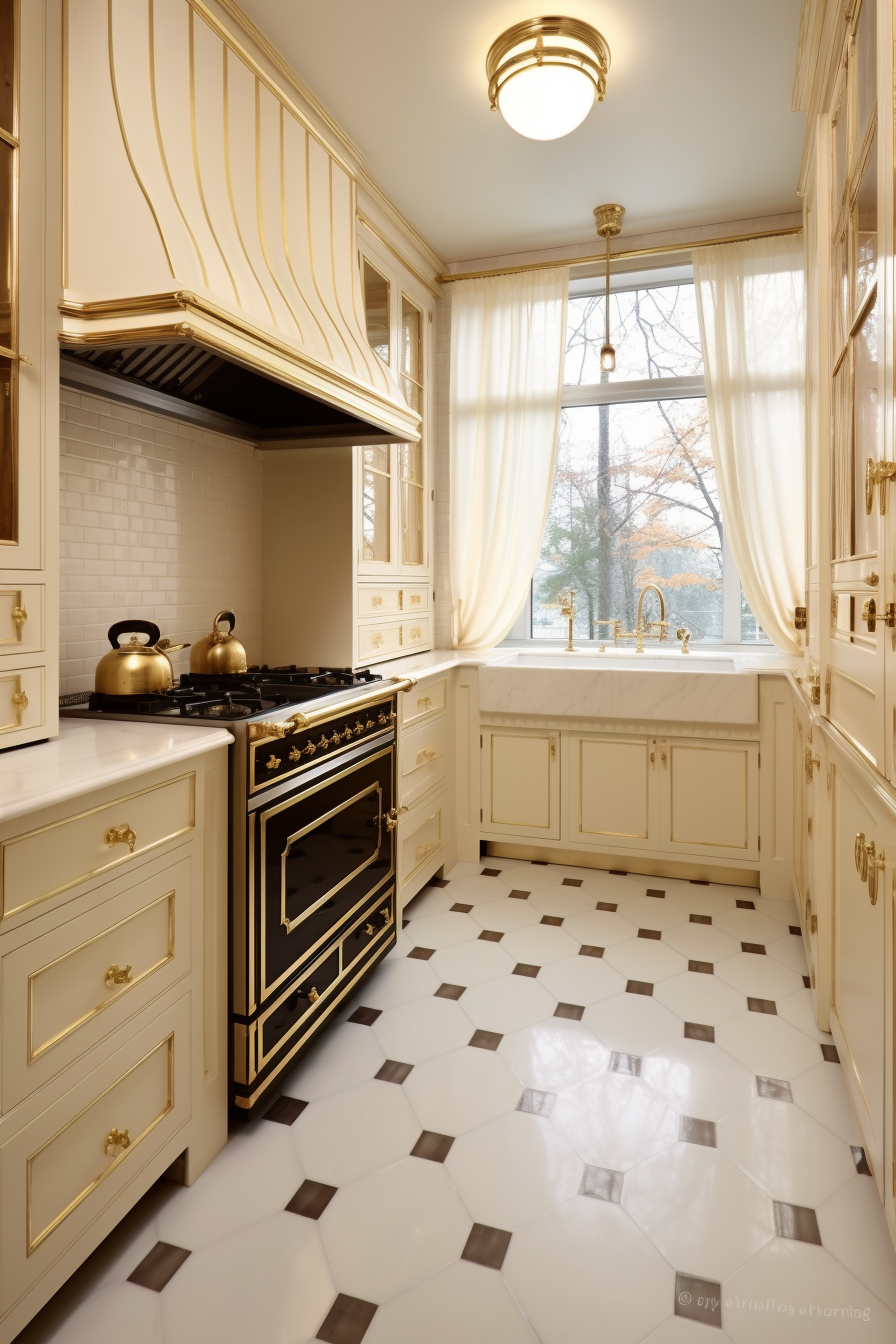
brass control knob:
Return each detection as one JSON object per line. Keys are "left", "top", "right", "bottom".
{"left": 266, "top": 755, "right": 281, "bottom": 771}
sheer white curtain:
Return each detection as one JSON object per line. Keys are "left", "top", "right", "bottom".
{"left": 693, "top": 233, "right": 806, "bottom": 652}
{"left": 450, "top": 266, "right": 568, "bottom": 647}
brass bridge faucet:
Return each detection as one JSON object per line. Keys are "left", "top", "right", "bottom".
{"left": 560, "top": 589, "right": 576, "bottom": 652}
{"left": 590, "top": 584, "right": 671, "bottom": 653}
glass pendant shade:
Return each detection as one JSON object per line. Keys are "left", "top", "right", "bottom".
{"left": 497, "top": 64, "right": 595, "bottom": 140}
{"left": 600, "top": 343, "right": 616, "bottom": 372}
{"left": 487, "top": 17, "right": 610, "bottom": 142}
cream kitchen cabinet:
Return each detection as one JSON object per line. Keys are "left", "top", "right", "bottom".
{"left": 659, "top": 737, "right": 759, "bottom": 864}
{"left": 482, "top": 726, "right": 561, "bottom": 841}
{"left": 564, "top": 733, "right": 655, "bottom": 852}
{"left": 395, "top": 673, "right": 454, "bottom": 912}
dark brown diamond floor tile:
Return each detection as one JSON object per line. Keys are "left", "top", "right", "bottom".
{"left": 376, "top": 1060, "right": 414, "bottom": 1084}
{"left": 317, "top": 1293, "right": 378, "bottom": 1344}
{"left": 451, "top": 903, "right": 474, "bottom": 913}
{"left": 408, "top": 946, "right": 435, "bottom": 960}
{"left": 689, "top": 960, "right": 713, "bottom": 975}
{"left": 596, "top": 901, "right": 618, "bottom": 912}
{"left": 508, "top": 889, "right": 530, "bottom": 900}
{"left": 517, "top": 1087, "right": 556, "bottom": 1116}
{"left": 531, "top": 860, "right": 549, "bottom": 865}
{"left": 748, "top": 997, "right": 777, "bottom": 1015}
{"left": 690, "top": 914, "right": 712, "bottom": 925}
{"left": 684, "top": 1022, "right": 715, "bottom": 1043}
{"left": 348, "top": 1006, "right": 381, "bottom": 1026}
{"left": 626, "top": 980, "right": 654, "bottom": 996}
{"left": 646, "top": 888, "right": 666, "bottom": 898}
{"left": 757, "top": 1076, "right": 792, "bottom": 1102}
{"left": 674, "top": 1273, "right": 722, "bottom": 1327}
{"left": 609, "top": 1051, "right": 641, "bottom": 1076}
{"left": 411, "top": 1130, "right": 455, "bottom": 1162}
{"left": 821, "top": 1043, "right": 840, "bottom": 1063}
{"left": 562, "top": 877, "right": 583, "bottom": 887}
{"left": 736, "top": 899, "right": 756, "bottom": 909}
{"left": 609, "top": 869, "right": 629, "bottom": 877}
{"left": 128, "top": 1242, "right": 191, "bottom": 1292}
{"left": 428, "top": 877, "right": 450, "bottom": 888}
{"left": 470, "top": 1029, "right": 503, "bottom": 1051}
{"left": 264, "top": 1095, "right": 308, "bottom": 1126}
{"left": 479, "top": 929, "right": 504, "bottom": 942}
{"left": 852, "top": 1145, "right": 872, "bottom": 1176}
{"left": 741, "top": 942, "right": 767, "bottom": 955}
{"left": 638, "top": 928, "right": 662, "bottom": 940}
{"left": 481, "top": 867, "right": 502, "bottom": 877}
{"left": 774, "top": 1201, "right": 822, "bottom": 1245}
{"left": 286, "top": 1179, "right": 338, "bottom": 1219}
{"left": 690, "top": 879, "right": 710, "bottom": 886}
{"left": 579, "top": 944, "right": 605, "bottom": 958}
{"left": 461, "top": 1223, "right": 513, "bottom": 1270}
{"left": 680, "top": 1116, "right": 717, "bottom": 1147}
{"left": 541, "top": 915, "right": 564, "bottom": 926}
{"left": 581, "top": 1165, "right": 624, "bottom": 1203}
{"left": 435, "top": 983, "right": 466, "bottom": 1000}
{"left": 790, "top": 925, "right": 801, "bottom": 936}
{"left": 555, "top": 1002, "right": 585, "bottom": 1020}
{"left": 513, "top": 963, "right": 540, "bottom": 977}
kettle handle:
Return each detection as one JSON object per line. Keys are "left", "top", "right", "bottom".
{"left": 107, "top": 619, "right": 161, "bottom": 650}
{"left": 213, "top": 610, "right": 236, "bottom": 633}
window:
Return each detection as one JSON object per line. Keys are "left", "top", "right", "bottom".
{"left": 523, "top": 272, "right": 767, "bottom": 645}
{"left": 362, "top": 259, "right": 390, "bottom": 364}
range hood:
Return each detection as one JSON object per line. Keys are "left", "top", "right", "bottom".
{"left": 60, "top": 3, "right": 422, "bottom": 447}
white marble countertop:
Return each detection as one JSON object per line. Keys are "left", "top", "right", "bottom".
{"left": 375, "top": 645, "right": 798, "bottom": 681}
{"left": 0, "top": 720, "right": 233, "bottom": 825}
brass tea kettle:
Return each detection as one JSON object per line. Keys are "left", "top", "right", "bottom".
{"left": 189, "top": 610, "right": 248, "bottom": 675}
{"left": 95, "top": 620, "right": 190, "bottom": 696}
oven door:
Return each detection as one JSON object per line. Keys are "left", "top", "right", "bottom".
{"left": 252, "top": 745, "right": 394, "bottom": 1005}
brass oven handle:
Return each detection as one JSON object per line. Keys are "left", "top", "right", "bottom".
{"left": 104, "top": 824, "right": 137, "bottom": 853}
{"left": 104, "top": 963, "right": 132, "bottom": 990}
{"left": 384, "top": 805, "right": 409, "bottom": 832}
{"left": 103, "top": 1128, "right": 130, "bottom": 1157}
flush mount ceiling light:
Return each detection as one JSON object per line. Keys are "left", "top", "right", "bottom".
{"left": 486, "top": 16, "right": 610, "bottom": 141}
{"left": 594, "top": 202, "right": 624, "bottom": 371}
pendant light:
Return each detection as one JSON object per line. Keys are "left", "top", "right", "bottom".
{"left": 593, "top": 203, "right": 624, "bottom": 372}
{"left": 486, "top": 17, "right": 611, "bottom": 141}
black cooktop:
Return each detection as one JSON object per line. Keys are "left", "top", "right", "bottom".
{"left": 60, "top": 666, "right": 383, "bottom": 721}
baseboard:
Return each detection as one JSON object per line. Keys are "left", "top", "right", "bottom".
{"left": 482, "top": 840, "right": 761, "bottom": 889}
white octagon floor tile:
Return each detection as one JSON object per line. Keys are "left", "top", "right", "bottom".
{"left": 461, "top": 974, "right": 557, "bottom": 1034}
{"left": 358, "top": 956, "right": 440, "bottom": 1009}
{"left": 775, "top": 990, "right": 834, "bottom": 1044}
{"left": 640, "top": 1039, "right": 755, "bottom": 1121}
{"left": 604, "top": 938, "right": 689, "bottom": 984}
{"left": 469, "top": 897, "right": 541, "bottom": 933}
{"left": 643, "top": 1318, "right": 735, "bottom": 1344}
{"left": 364, "top": 1258, "right": 540, "bottom": 1344}
{"left": 156, "top": 1123, "right": 303, "bottom": 1252}
{"left": 434, "top": 874, "right": 514, "bottom": 904}
{"left": 508, "top": 863, "right": 598, "bottom": 890}
{"left": 536, "top": 953, "right": 627, "bottom": 1006}
{"left": 405, "top": 910, "right": 480, "bottom": 949}
{"left": 281, "top": 1022, "right": 385, "bottom": 1102}
{"left": 619, "top": 897, "right": 689, "bottom": 931}
{"left": 766, "top": 935, "right": 809, "bottom": 975}
{"left": 715, "top": 1012, "right": 822, "bottom": 1081}
{"left": 318, "top": 1157, "right": 470, "bottom": 1304}
{"left": 790, "top": 1063, "right": 863, "bottom": 1144}
{"left": 578, "top": 872, "right": 645, "bottom": 903}
{"left": 34, "top": 1283, "right": 161, "bottom": 1344}
{"left": 499, "top": 1018, "right": 609, "bottom": 1092}
{"left": 403, "top": 886, "right": 457, "bottom": 920}
{"left": 372, "top": 996, "right": 474, "bottom": 1064}
{"left": 583, "top": 993, "right": 683, "bottom": 1055}
{"left": 756, "top": 896, "right": 800, "bottom": 926}
{"left": 713, "top": 908, "right": 789, "bottom": 945}
{"left": 160, "top": 1212, "right": 334, "bottom": 1344}
{"left": 816, "top": 1177, "right": 896, "bottom": 1313}
{"left": 292, "top": 1078, "right": 420, "bottom": 1186}
{"left": 504, "top": 1196, "right": 674, "bottom": 1344}
{"left": 722, "top": 1238, "right": 896, "bottom": 1343}
{"left": 714, "top": 953, "right": 804, "bottom": 1002}
{"left": 501, "top": 923, "right": 580, "bottom": 967}
{"left": 551, "top": 1073, "right": 679, "bottom": 1170}
{"left": 563, "top": 908, "right": 644, "bottom": 947}
{"left": 529, "top": 884, "right": 597, "bottom": 918}
{"left": 446, "top": 1110, "right": 584, "bottom": 1229}
{"left": 662, "top": 922, "right": 741, "bottom": 963}
{"left": 386, "top": 930, "right": 414, "bottom": 958}
{"left": 429, "top": 938, "right": 515, "bottom": 986}
{"left": 445, "top": 861, "right": 493, "bottom": 880}
{"left": 654, "top": 971, "right": 747, "bottom": 1026}
{"left": 665, "top": 885, "right": 739, "bottom": 917}
{"left": 403, "top": 1045, "right": 522, "bottom": 1135}
{"left": 717, "top": 1097, "right": 857, "bottom": 1206}
{"left": 622, "top": 1143, "right": 775, "bottom": 1281}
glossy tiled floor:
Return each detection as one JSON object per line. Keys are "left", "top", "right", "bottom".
{"left": 19, "top": 861, "right": 896, "bottom": 1343}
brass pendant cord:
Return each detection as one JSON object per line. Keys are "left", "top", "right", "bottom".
{"left": 604, "top": 228, "right": 611, "bottom": 350}
{"left": 437, "top": 224, "right": 803, "bottom": 285}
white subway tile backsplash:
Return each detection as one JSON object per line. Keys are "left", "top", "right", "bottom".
{"left": 60, "top": 390, "right": 263, "bottom": 696}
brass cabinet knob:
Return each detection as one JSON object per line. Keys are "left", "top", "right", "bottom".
{"left": 383, "top": 805, "right": 409, "bottom": 832}
{"left": 11, "top": 689, "right": 28, "bottom": 723}
{"left": 103, "top": 1127, "right": 130, "bottom": 1157}
{"left": 307, "top": 986, "right": 320, "bottom": 1003}
{"left": 365, "top": 923, "right": 377, "bottom": 935}
{"left": 104, "top": 824, "right": 137, "bottom": 852}
{"left": 379, "top": 905, "right": 393, "bottom": 926}
{"left": 303, "top": 741, "right": 317, "bottom": 756}
{"left": 318, "top": 735, "right": 330, "bottom": 751}
{"left": 289, "top": 746, "right": 302, "bottom": 762}
{"left": 366, "top": 717, "right": 375, "bottom": 729}
{"left": 104, "top": 963, "right": 132, "bottom": 989}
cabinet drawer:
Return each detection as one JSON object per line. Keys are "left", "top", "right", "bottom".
{"left": 358, "top": 585, "right": 402, "bottom": 618}
{"left": 399, "top": 789, "right": 447, "bottom": 892}
{"left": 2, "top": 995, "right": 189, "bottom": 1292}
{"left": 401, "top": 585, "right": 430, "bottom": 613}
{"left": 1, "top": 773, "right": 195, "bottom": 919}
{"left": 401, "top": 678, "right": 447, "bottom": 727}
{"left": 357, "top": 620, "right": 403, "bottom": 661}
{"left": 399, "top": 714, "right": 448, "bottom": 808}
{"left": 0, "top": 585, "right": 44, "bottom": 655}
{"left": 0, "top": 664, "right": 44, "bottom": 739}
{"left": 400, "top": 616, "right": 431, "bottom": 651}
{"left": 2, "top": 857, "right": 191, "bottom": 1110}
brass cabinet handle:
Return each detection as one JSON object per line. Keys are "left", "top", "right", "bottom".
{"left": 372, "top": 596, "right": 383, "bottom": 607}
{"left": 866, "top": 841, "right": 884, "bottom": 905}
{"left": 410, "top": 593, "right": 422, "bottom": 604}
{"left": 865, "top": 458, "right": 896, "bottom": 514}
{"left": 806, "top": 895, "right": 818, "bottom": 935}
{"left": 104, "top": 963, "right": 132, "bottom": 990}
{"left": 864, "top": 572, "right": 880, "bottom": 587}
{"left": 11, "top": 689, "right": 28, "bottom": 724}
{"left": 380, "top": 905, "right": 393, "bottom": 927}
{"left": 11, "top": 605, "right": 26, "bottom": 635}
{"left": 103, "top": 1128, "right": 130, "bottom": 1157}
{"left": 384, "top": 805, "right": 409, "bottom": 832}
{"left": 550, "top": 737, "right": 556, "bottom": 758}
{"left": 104, "top": 824, "right": 137, "bottom": 852}
{"left": 416, "top": 746, "right": 440, "bottom": 765}
{"left": 307, "top": 986, "right": 320, "bottom": 1004}
{"left": 855, "top": 831, "right": 869, "bottom": 881}
{"left": 409, "top": 626, "right": 422, "bottom": 640}
{"left": 365, "top": 923, "right": 377, "bottom": 935}
{"left": 416, "top": 841, "right": 435, "bottom": 860}
{"left": 418, "top": 696, "right": 432, "bottom": 710}
{"left": 805, "top": 748, "right": 820, "bottom": 785}
{"left": 372, "top": 632, "right": 385, "bottom": 648}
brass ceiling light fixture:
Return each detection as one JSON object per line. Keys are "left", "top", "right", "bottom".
{"left": 594, "top": 203, "right": 624, "bottom": 371}
{"left": 486, "top": 16, "right": 610, "bottom": 141}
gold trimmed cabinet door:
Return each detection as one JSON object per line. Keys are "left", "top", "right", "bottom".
{"left": 481, "top": 727, "right": 560, "bottom": 841}
{"left": 563, "top": 732, "right": 659, "bottom": 854}
{"left": 657, "top": 737, "right": 760, "bottom": 863}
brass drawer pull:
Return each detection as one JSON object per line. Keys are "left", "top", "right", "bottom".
{"left": 416, "top": 746, "right": 440, "bottom": 765}
{"left": 410, "top": 593, "right": 422, "bottom": 604}
{"left": 384, "top": 805, "right": 409, "bottom": 832}
{"left": 866, "top": 841, "right": 884, "bottom": 906}
{"left": 104, "top": 963, "right": 132, "bottom": 990}
{"left": 380, "top": 905, "right": 393, "bottom": 927}
{"left": 409, "top": 626, "right": 422, "bottom": 640}
{"left": 805, "top": 748, "right": 820, "bottom": 784}
{"left": 417, "top": 696, "right": 432, "bottom": 710}
{"left": 11, "top": 604, "right": 26, "bottom": 634}
{"left": 855, "top": 832, "right": 869, "bottom": 881}
{"left": 372, "top": 596, "right": 383, "bottom": 607}
{"left": 103, "top": 1127, "right": 130, "bottom": 1157}
{"left": 11, "top": 689, "right": 28, "bottom": 722}
{"left": 806, "top": 896, "right": 817, "bottom": 935}
{"left": 415, "top": 841, "right": 435, "bottom": 860}
{"left": 365, "top": 922, "right": 377, "bottom": 936}
{"left": 372, "top": 632, "right": 385, "bottom": 648}
{"left": 104, "top": 824, "right": 137, "bottom": 853}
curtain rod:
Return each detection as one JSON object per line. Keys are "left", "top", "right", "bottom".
{"left": 437, "top": 225, "right": 804, "bottom": 284}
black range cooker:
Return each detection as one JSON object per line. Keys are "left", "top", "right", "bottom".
{"left": 62, "top": 665, "right": 414, "bottom": 1114}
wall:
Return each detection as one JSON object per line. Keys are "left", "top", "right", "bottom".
{"left": 433, "top": 289, "right": 452, "bottom": 648}
{"left": 59, "top": 388, "right": 263, "bottom": 695}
